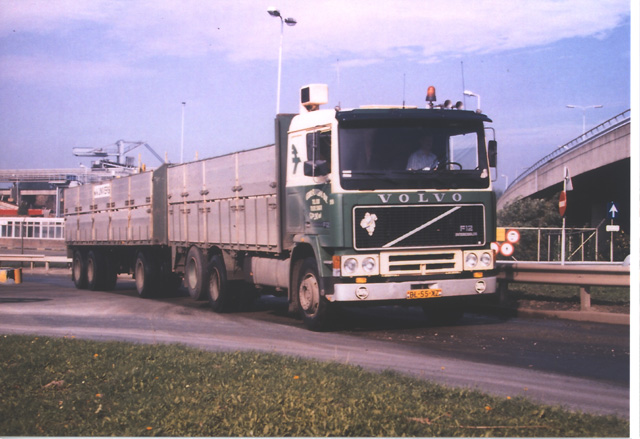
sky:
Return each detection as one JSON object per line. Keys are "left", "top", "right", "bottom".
{"left": 0, "top": 0, "right": 633, "bottom": 192}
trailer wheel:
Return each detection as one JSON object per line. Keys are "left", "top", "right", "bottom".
{"left": 185, "top": 246, "right": 208, "bottom": 301}
{"left": 72, "top": 249, "right": 87, "bottom": 289}
{"left": 207, "top": 255, "right": 231, "bottom": 312}
{"left": 86, "top": 250, "right": 104, "bottom": 291}
{"left": 134, "top": 251, "right": 156, "bottom": 298}
{"left": 295, "top": 257, "right": 330, "bottom": 331}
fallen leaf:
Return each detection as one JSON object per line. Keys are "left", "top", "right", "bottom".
{"left": 43, "top": 380, "right": 65, "bottom": 389}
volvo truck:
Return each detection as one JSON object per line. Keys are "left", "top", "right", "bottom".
{"left": 65, "top": 84, "right": 499, "bottom": 330}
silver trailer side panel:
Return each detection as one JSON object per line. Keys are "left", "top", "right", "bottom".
{"left": 167, "top": 145, "right": 280, "bottom": 252}
{"left": 64, "top": 170, "right": 159, "bottom": 245}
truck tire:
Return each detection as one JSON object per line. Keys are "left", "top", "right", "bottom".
{"left": 85, "top": 249, "right": 104, "bottom": 291}
{"left": 207, "top": 255, "right": 232, "bottom": 312}
{"left": 72, "top": 249, "right": 87, "bottom": 289}
{"left": 185, "top": 246, "right": 208, "bottom": 301}
{"left": 134, "top": 251, "right": 157, "bottom": 298}
{"left": 295, "top": 257, "right": 330, "bottom": 331}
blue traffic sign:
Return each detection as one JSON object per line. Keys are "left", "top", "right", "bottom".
{"left": 607, "top": 202, "right": 619, "bottom": 220}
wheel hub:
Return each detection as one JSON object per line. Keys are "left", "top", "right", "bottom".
{"left": 299, "top": 274, "right": 318, "bottom": 312}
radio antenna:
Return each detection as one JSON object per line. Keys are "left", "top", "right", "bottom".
{"left": 336, "top": 58, "right": 341, "bottom": 109}
{"left": 461, "top": 61, "right": 467, "bottom": 108}
{"left": 402, "top": 73, "right": 406, "bottom": 108}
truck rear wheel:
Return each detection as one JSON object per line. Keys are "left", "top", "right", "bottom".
{"left": 134, "top": 251, "right": 156, "bottom": 298}
{"left": 86, "top": 250, "right": 104, "bottom": 291}
{"left": 296, "top": 257, "right": 330, "bottom": 331}
{"left": 185, "top": 246, "right": 208, "bottom": 301}
{"left": 207, "top": 255, "right": 232, "bottom": 312}
{"left": 72, "top": 249, "right": 87, "bottom": 289}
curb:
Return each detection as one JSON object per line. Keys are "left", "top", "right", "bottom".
{"left": 515, "top": 308, "right": 629, "bottom": 326}
{"left": 0, "top": 267, "right": 22, "bottom": 284}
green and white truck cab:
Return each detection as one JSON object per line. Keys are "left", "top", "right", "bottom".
{"left": 282, "top": 84, "right": 498, "bottom": 329}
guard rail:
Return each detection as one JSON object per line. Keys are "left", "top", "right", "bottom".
{"left": 0, "top": 254, "right": 71, "bottom": 271}
{"left": 496, "top": 261, "right": 629, "bottom": 311}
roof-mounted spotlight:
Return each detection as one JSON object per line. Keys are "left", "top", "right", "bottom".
{"left": 464, "top": 90, "right": 481, "bottom": 113}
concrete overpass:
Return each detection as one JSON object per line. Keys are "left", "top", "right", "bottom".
{"left": 497, "top": 110, "right": 631, "bottom": 232}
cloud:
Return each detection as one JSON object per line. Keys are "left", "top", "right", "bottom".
{"left": 0, "top": 55, "right": 152, "bottom": 87}
{"left": 0, "top": 0, "right": 630, "bottom": 70}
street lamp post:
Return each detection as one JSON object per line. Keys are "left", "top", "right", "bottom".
{"left": 180, "top": 102, "right": 186, "bottom": 163}
{"left": 501, "top": 174, "right": 509, "bottom": 189}
{"left": 566, "top": 104, "right": 603, "bottom": 134}
{"left": 268, "top": 7, "right": 297, "bottom": 114}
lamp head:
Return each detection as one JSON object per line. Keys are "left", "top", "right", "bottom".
{"left": 267, "top": 6, "right": 281, "bottom": 17}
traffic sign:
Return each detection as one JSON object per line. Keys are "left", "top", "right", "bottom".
{"left": 506, "top": 229, "right": 520, "bottom": 244}
{"left": 558, "top": 191, "right": 567, "bottom": 217}
{"left": 500, "top": 242, "right": 514, "bottom": 257}
{"left": 607, "top": 202, "right": 619, "bottom": 220}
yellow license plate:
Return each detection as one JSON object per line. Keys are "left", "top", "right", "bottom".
{"left": 407, "top": 289, "right": 442, "bottom": 299}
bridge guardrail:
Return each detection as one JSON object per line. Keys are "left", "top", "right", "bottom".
{"left": 510, "top": 109, "right": 630, "bottom": 188}
{"left": 496, "top": 261, "right": 629, "bottom": 312}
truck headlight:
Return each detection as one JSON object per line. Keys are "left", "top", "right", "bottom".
{"left": 362, "top": 257, "right": 376, "bottom": 273}
{"left": 343, "top": 258, "right": 358, "bottom": 275}
{"left": 480, "top": 252, "right": 492, "bottom": 267}
{"left": 465, "top": 253, "right": 478, "bottom": 268}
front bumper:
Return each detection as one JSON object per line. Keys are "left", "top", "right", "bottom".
{"left": 327, "top": 276, "right": 497, "bottom": 302}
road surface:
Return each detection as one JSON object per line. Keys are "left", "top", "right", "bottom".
{"left": 0, "top": 270, "right": 629, "bottom": 418}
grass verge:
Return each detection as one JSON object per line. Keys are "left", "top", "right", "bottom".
{"left": 0, "top": 335, "right": 628, "bottom": 437}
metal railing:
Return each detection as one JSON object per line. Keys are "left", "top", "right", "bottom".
{"left": 510, "top": 109, "right": 630, "bottom": 188}
{"left": 497, "top": 261, "right": 629, "bottom": 315}
{"left": 497, "top": 226, "right": 608, "bottom": 262}
{"left": 0, "top": 253, "right": 71, "bottom": 270}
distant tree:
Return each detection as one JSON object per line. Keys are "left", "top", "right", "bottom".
{"left": 497, "top": 196, "right": 563, "bottom": 261}
{"left": 498, "top": 196, "right": 562, "bottom": 228}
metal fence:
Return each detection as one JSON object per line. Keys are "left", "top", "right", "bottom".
{"left": 497, "top": 225, "right": 626, "bottom": 262}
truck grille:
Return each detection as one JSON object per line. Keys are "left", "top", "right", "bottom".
{"left": 353, "top": 204, "right": 485, "bottom": 250}
{"left": 380, "top": 250, "right": 462, "bottom": 276}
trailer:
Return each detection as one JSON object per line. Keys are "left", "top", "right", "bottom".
{"left": 65, "top": 84, "right": 499, "bottom": 330}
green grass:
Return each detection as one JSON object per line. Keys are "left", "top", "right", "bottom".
{"left": 0, "top": 335, "right": 628, "bottom": 437}
{"left": 508, "top": 284, "right": 630, "bottom": 307}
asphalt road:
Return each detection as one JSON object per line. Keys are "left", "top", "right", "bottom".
{"left": 0, "top": 270, "right": 630, "bottom": 418}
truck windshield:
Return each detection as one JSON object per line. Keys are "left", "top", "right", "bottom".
{"left": 338, "top": 118, "right": 491, "bottom": 190}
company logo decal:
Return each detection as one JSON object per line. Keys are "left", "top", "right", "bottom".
{"left": 360, "top": 212, "right": 378, "bottom": 236}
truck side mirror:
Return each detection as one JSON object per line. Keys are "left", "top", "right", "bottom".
{"left": 488, "top": 140, "right": 497, "bottom": 168}
{"left": 304, "top": 159, "right": 329, "bottom": 177}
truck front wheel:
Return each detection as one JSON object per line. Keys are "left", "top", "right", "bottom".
{"left": 296, "top": 257, "right": 330, "bottom": 331}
